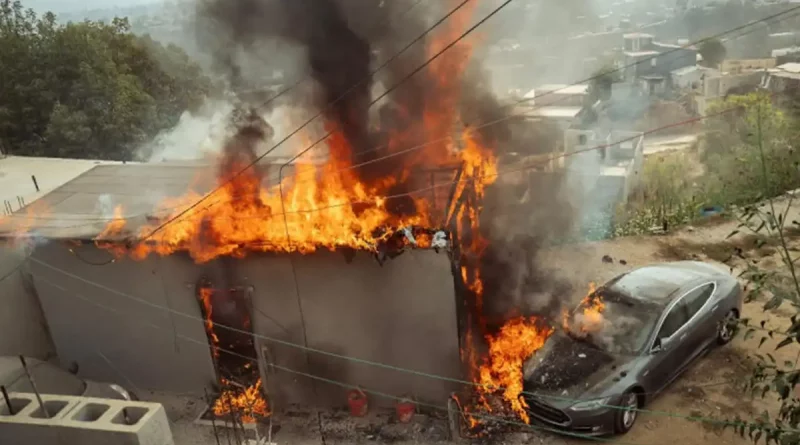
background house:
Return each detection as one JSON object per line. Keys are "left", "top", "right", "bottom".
{"left": 621, "top": 33, "right": 698, "bottom": 95}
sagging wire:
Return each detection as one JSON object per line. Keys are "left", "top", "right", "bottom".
{"left": 29, "top": 256, "right": 783, "bottom": 426}
{"left": 35, "top": 272, "right": 800, "bottom": 441}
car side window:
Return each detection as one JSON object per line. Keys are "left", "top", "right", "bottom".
{"left": 657, "top": 300, "right": 690, "bottom": 340}
{"left": 683, "top": 283, "right": 716, "bottom": 318}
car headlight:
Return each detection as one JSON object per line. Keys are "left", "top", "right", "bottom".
{"left": 569, "top": 397, "right": 611, "bottom": 411}
{"left": 109, "top": 384, "right": 132, "bottom": 401}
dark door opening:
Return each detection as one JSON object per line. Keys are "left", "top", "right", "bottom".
{"left": 196, "top": 277, "right": 268, "bottom": 424}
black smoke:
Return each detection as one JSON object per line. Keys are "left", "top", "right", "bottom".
{"left": 196, "top": 0, "right": 577, "bottom": 328}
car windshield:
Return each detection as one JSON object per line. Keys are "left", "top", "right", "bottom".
{"left": 567, "top": 286, "right": 661, "bottom": 355}
{"left": 5, "top": 361, "right": 86, "bottom": 396}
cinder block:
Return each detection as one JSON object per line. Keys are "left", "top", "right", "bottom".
{"left": 0, "top": 393, "right": 173, "bottom": 445}
{"left": 0, "top": 392, "right": 82, "bottom": 444}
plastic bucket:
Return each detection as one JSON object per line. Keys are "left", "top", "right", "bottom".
{"left": 347, "top": 389, "right": 368, "bottom": 417}
{"left": 396, "top": 399, "right": 416, "bottom": 423}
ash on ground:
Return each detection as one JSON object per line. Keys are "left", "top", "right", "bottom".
{"left": 318, "top": 408, "right": 451, "bottom": 444}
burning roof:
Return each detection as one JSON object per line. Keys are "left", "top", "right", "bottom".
{"left": 2, "top": 0, "right": 584, "bottom": 434}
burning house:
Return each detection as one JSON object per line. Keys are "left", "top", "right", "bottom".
{"left": 0, "top": 0, "right": 586, "bottom": 435}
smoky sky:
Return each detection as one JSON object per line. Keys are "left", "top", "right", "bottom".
{"left": 196, "top": 0, "right": 576, "bottom": 326}
{"left": 195, "top": 0, "right": 513, "bottom": 174}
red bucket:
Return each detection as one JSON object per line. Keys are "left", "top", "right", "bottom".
{"left": 347, "top": 389, "right": 368, "bottom": 417}
{"left": 396, "top": 399, "right": 416, "bottom": 423}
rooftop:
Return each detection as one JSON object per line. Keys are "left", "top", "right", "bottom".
{"left": 776, "top": 62, "right": 800, "bottom": 73}
{"left": 531, "top": 106, "right": 584, "bottom": 119}
{"left": 624, "top": 50, "right": 660, "bottom": 57}
{"left": 0, "top": 156, "right": 133, "bottom": 216}
{"left": 0, "top": 158, "right": 310, "bottom": 241}
{"left": 623, "top": 32, "right": 654, "bottom": 39}
{"left": 535, "top": 84, "right": 590, "bottom": 96}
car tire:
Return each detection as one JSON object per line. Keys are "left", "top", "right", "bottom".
{"left": 613, "top": 390, "right": 640, "bottom": 435}
{"left": 716, "top": 309, "right": 739, "bottom": 345}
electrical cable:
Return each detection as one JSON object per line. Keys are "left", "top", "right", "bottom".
{"left": 255, "top": 5, "right": 800, "bottom": 190}
{"left": 250, "top": 0, "right": 428, "bottom": 112}
{"left": 145, "top": 4, "right": 800, "bottom": 227}
{"left": 28, "top": 255, "right": 778, "bottom": 423}
{"left": 35, "top": 272, "right": 799, "bottom": 439}
{"left": 140, "top": 0, "right": 481, "bottom": 242}
{"left": 6, "top": 5, "right": 798, "bottom": 235}
{"left": 190, "top": 101, "right": 747, "bottom": 222}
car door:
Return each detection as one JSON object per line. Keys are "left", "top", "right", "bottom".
{"left": 681, "top": 282, "right": 718, "bottom": 358}
{"left": 642, "top": 298, "right": 692, "bottom": 394}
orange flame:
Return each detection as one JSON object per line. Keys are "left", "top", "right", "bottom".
{"left": 213, "top": 378, "right": 270, "bottom": 423}
{"left": 477, "top": 317, "right": 553, "bottom": 424}
{"left": 562, "top": 282, "right": 605, "bottom": 336}
{"left": 198, "top": 287, "right": 220, "bottom": 359}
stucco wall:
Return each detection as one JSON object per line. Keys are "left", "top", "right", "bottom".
{"left": 29, "top": 243, "right": 217, "bottom": 394}
{"left": 29, "top": 243, "right": 461, "bottom": 408}
{"left": 232, "top": 250, "right": 462, "bottom": 408}
{"left": 0, "top": 248, "right": 54, "bottom": 359}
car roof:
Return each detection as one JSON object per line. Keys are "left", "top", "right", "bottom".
{"left": 607, "top": 261, "right": 723, "bottom": 306}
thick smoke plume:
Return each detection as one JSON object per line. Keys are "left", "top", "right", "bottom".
{"left": 196, "top": 0, "right": 576, "bottom": 323}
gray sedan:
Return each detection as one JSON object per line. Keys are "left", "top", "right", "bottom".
{"left": 522, "top": 261, "right": 743, "bottom": 436}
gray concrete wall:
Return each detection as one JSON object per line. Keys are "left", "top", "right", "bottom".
{"left": 0, "top": 247, "right": 54, "bottom": 359}
{"left": 241, "top": 250, "right": 462, "bottom": 409}
{"left": 29, "top": 243, "right": 216, "bottom": 394}
{"left": 29, "top": 243, "right": 461, "bottom": 408}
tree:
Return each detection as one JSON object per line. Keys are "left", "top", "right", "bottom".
{"left": 721, "top": 98, "right": 800, "bottom": 445}
{"left": 698, "top": 38, "right": 727, "bottom": 68}
{"left": 702, "top": 93, "right": 800, "bottom": 206}
{"left": 0, "top": 0, "right": 211, "bottom": 160}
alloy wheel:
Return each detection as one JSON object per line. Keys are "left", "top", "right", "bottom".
{"left": 622, "top": 392, "right": 638, "bottom": 428}
{"left": 718, "top": 310, "right": 738, "bottom": 343}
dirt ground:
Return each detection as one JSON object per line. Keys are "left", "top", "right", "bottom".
{"left": 149, "top": 196, "right": 800, "bottom": 445}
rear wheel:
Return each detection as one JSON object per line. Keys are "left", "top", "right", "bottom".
{"left": 717, "top": 309, "right": 738, "bottom": 345}
{"left": 613, "top": 390, "right": 640, "bottom": 434}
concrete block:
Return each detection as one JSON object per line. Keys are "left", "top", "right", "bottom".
{"left": 0, "top": 392, "right": 173, "bottom": 445}
{"left": 0, "top": 392, "right": 82, "bottom": 444}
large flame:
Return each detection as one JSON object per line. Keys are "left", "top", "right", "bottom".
{"left": 95, "top": 129, "right": 497, "bottom": 264}
{"left": 477, "top": 317, "right": 553, "bottom": 424}
{"left": 213, "top": 377, "right": 270, "bottom": 423}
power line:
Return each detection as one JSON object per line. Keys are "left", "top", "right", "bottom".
{"left": 0, "top": 90, "right": 760, "bottom": 242}
{"left": 35, "top": 272, "right": 797, "bottom": 439}
{"left": 150, "top": 4, "right": 800, "bottom": 224}
{"left": 249, "top": 0, "right": 428, "bottom": 111}
{"left": 260, "top": 5, "right": 800, "bottom": 186}
{"left": 28, "top": 254, "right": 772, "bottom": 424}
{"left": 188, "top": 101, "right": 744, "bottom": 222}
{"left": 140, "top": 0, "right": 482, "bottom": 242}
{"left": 6, "top": 5, "right": 798, "bottom": 235}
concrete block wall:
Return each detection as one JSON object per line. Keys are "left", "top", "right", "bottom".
{"left": 0, "top": 392, "right": 173, "bottom": 445}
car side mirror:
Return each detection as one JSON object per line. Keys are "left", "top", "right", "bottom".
{"left": 67, "top": 362, "right": 79, "bottom": 375}
{"left": 651, "top": 338, "right": 664, "bottom": 354}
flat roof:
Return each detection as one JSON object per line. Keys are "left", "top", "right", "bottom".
{"left": 0, "top": 156, "right": 133, "bottom": 215}
{"left": 532, "top": 106, "right": 583, "bottom": 119}
{"left": 0, "top": 158, "right": 313, "bottom": 241}
{"left": 624, "top": 50, "right": 660, "bottom": 57}
{"left": 623, "top": 32, "right": 654, "bottom": 39}
{"left": 777, "top": 62, "right": 800, "bottom": 73}
{"left": 535, "top": 84, "right": 590, "bottom": 95}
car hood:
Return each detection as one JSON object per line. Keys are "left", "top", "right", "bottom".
{"left": 523, "top": 332, "right": 634, "bottom": 406}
